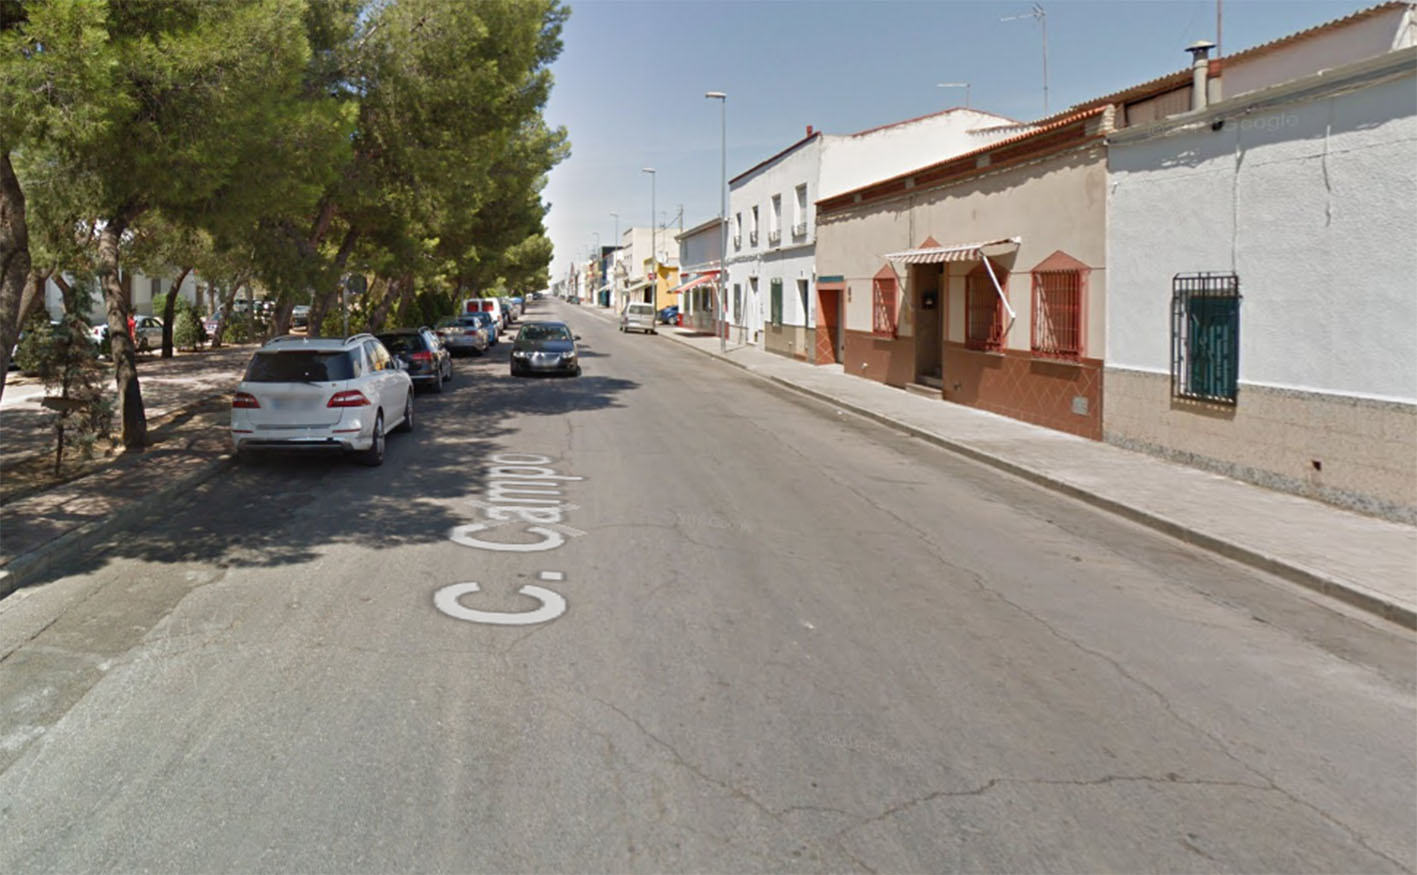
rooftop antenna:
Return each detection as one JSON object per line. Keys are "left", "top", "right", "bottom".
{"left": 938, "top": 82, "right": 971, "bottom": 108}
{"left": 1002, "top": 3, "right": 1048, "bottom": 116}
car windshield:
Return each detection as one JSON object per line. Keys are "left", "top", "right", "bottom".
{"left": 519, "top": 324, "right": 571, "bottom": 342}
{"left": 244, "top": 350, "right": 354, "bottom": 382}
{"left": 376, "top": 334, "right": 423, "bottom": 354}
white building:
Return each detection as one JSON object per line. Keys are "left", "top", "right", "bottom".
{"left": 612, "top": 226, "right": 674, "bottom": 312}
{"left": 725, "top": 110, "right": 1024, "bottom": 353}
{"left": 43, "top": 268, "right": 203, "bottom": 323}
{"left": 1105, "top": 2, "right": 1417, "bottom": 522}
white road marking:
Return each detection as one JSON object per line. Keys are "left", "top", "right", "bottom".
{"left": 538, "top": 571, "right": 565, "bottom": 581}
{"left": 433, "top": 582, "right": 567, "bottom": 626}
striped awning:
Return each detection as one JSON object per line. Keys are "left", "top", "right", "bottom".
{"left": 669, "top": 273, "right": 718, "bottom": 295}
{"left": 884, "top": 236, "right": 1021, "bottom": 264}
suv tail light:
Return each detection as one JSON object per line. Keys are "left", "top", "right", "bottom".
{"left": 232, "top": 392, "right": 260, "bottom": 409}
{"left": 327, "top": 390, "right": 371, "bottom": 408}
{"left": 410, "top": 351, "right": 433, "bottom": 363}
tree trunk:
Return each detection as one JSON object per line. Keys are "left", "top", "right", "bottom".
{"left": 306, "top": 226, "right": 359, "bottom": 338}
{"left": 98, "top": 205, "right": 147, "bottom": 449}
{"left": 0, "top": 151, "right": 34, "bottom": 399}
{"left": 160, "top": 266, "right": 192, "bottom": 358}
{"left": 365, "top": 276, "right": 400, "bottom": 334}
{"left": 213, "top": 278, "right": 247, "bottom": 348}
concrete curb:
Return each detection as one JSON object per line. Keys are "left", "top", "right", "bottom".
{"left": 657, "top": 330, "right": 1417, "bottom": 631}
{"left": 0, "top": 453, "right": 235, "bottom": 600}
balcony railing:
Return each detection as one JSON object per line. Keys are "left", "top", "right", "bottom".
{"left": 749, "top": 231, "right": 759, "bottom": 246}
{"left": 792, "top": 221, "right": 807, "bottom": 238}
{"left": 768, "top": 229, "right": 781, "bottom": 246}
{"left": 733, "top": 235, "right": 742, "bottom": 250}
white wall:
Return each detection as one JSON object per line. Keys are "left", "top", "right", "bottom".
{"left": 727, "top": 137, "right": 823, "bottom": 336}
{"left": 1222, "top": 5, "right": 1413, "bottom": 100}
{"left": 818, "top": 108, "right": 1022, "bottom": 199}
{"left": 1107, "top": 70, "right": 1417, "bottom": 402}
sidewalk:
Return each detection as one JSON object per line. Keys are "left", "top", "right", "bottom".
{"left": 0, "top": 347, "right": 252, "bottom": 598}
{"left": 579, "top": 304, "right": 1416, "bottom": 629}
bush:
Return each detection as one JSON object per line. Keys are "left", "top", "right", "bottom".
{"left": 14, "top": 310, "right": 56, "bottom": 374}
{"left": 26, "top": 310, "right": 112, "bottom": 473}
{"left": 174, "top": 309, "right": 204, "bottom": 350}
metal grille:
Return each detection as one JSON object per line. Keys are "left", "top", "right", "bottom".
{"left": 1171, "top": 272, "right": 1240, "bottom": 403}
{"left": 1031, "top": 269, "right": 1082, "bottom": 359}
{"left": 966, "top": 269, "right": 1004, "bottom": 350}
{"left": 872, "top": 276, "right": 898, "bottom": 337}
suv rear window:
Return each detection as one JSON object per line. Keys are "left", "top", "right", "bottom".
{"left": 377, "top": 334, "right": 425, "bottom": 354}
{"left": 245, "top": 350, "right": 356, "bottom": 382}
{"left": 628, "top": 304, "right": 654, "bottom": 314}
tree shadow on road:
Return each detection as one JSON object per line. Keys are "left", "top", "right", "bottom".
{"left": 16, "top": 366, "right": 640, "bottom": 582}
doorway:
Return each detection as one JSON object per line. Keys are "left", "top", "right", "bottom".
{"left": 816, "top": 286, "right": 842, "bottom": 364}
{"left": 913, "top": 264, "right": 942, "bottom": 385}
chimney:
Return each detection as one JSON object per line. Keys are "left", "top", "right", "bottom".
{"left": 806, "top": 125, "right": 814, "bottom": 137}
{"left": 1186, "top": 40, "right": 1216, "bottom": 111}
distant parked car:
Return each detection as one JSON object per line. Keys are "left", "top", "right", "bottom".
{"left": 620, "top": 302, "right": 657, "bottom": 334}
{"left": 657, "top": 305, "right": 679, "bottom": 324}
{"left": 466, "top": 311, "right": 499, "bottom": 345}
{"left": 435, "top": 315, "right": 491, "bottom": 356}
{"left": 377, "top": 328, "right": 452, "bottom": 393}
{"left": 510, "top": 321, "right": 581, "bottom": 377}
{"left": 291, "top": 305, "right": 311, "bottom": 331}
{"left": 231, "top": 333, "right": 414, "bottom": 466}
{"left": 91, "top": 315, "right": 164, "bottom": 352}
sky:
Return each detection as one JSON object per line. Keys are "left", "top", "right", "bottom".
{"left": 541, "top": 0, "right": 1371, "bottom": 282}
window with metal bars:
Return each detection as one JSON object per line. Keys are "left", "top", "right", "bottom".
{"left": 965, "top": 263, "right": 1006, "bottom": 350}
{"left": 1172, "top": 272, "right": 1240, "bottom": 403}
{"left": 872, "top": 275, "right": 898, "bottom": 337}
{"left": 1031, "top": 269, "right": 1082, "bottom": 359}
{"left": 770, "top": 278, "right": 783, "bottom": 326}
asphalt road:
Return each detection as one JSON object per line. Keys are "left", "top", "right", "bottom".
{"left": 1, "top": 300, "right": 1413, "bottom": 873}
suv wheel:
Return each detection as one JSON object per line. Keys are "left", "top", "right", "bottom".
{"left": 357, "top": 412, "right": 385, "bottom": 466}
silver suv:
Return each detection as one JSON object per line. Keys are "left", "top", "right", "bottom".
{"left": 230, "top": 334, "right": 415, "bottom": 466}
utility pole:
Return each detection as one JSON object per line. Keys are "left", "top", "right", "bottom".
{"left": 642, "top": 168, "right": 656, "bottom": 308}
{"left": 706, "top": 91, "right": 727, "bottom": 352}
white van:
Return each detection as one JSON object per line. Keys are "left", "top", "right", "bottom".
{"left": 461, "top": 298, "right": 505, "bottom": 330}
{"left": 620, "top": 302, "right": 657, "bottom": 334}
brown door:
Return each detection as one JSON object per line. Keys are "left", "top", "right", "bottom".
{"left": 914, "top": 265, "right": 942, "bottom": 382}
{"left": 816, "top": 287, "right": 841, "bottom": 364}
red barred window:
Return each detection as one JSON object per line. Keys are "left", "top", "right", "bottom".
{"left": 1031, "top": 270, "right": 1083, "bottom": 359}
{"left": 966, "top": 262, "right": 1006, "bottom": 351}
{"left": 872, "top": 275, "right": 898, "bottom": 337}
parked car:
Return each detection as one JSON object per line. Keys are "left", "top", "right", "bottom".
{"left": 435, "top": 315, "right": 491, "bottom": 355}
{"left": 91, "top": 315, "right": 164, "bottom": 352}
{"left": 465, "top": 311, "right": 499, "bottom": 345}
{"left": 566, "top": 295, "right": 580, "bottom": 305}
{"left": 230, "top": 333, "right": 414, "bottom": 466}
{"left": 499, "top": 296, "right": 520, "bottom": 323}
{"left": 620, "top": 302, "right": 657, "bottom": 334}
{"left": 509, "top": 296, "right": 526, "bottom": 318}
{"left": 509, "top": 321, "right": 581, "bottom": 378}
{"left": 460, "top": 297, "right": 506, "bottom": 332}
{"left": 291, "top": 305, "right": 311, "bottom": 331}
{"left": 657, "top": 305, "right": 679, "bottom": 325}
{"left": 377, "top": 328, "right": 452, "bottom": 393}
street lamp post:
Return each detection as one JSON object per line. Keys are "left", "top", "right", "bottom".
{"left": 642, "top": 168, "right": 656, "bottom": 309}
{"left": 705, "top": 91, "right": 726, "bottom": 352}
{"left": 609, "top": 212, "right": 619, "bottom": 309}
